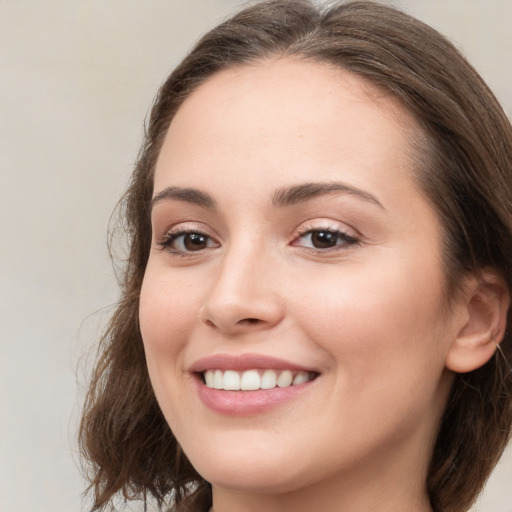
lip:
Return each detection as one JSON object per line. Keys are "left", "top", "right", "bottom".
{"left": 189, "top": 353, "right": 319, "bottom": 416}
{"left": 189, "top": 353, "right": 316, "bottom": 373}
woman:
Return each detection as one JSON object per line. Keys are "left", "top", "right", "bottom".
{"left": 80, "top": 1, "right": 512, "bottom": 511}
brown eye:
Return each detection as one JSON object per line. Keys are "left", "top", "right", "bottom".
{"left": 310, "top": 231, "right": 338, "bottom": 249}
{"left": 295, "top": 229, "right": 359, "bottom": 250}
{"left": 161, "top": 231, "right": 219, "bottom": 253}
{"left": 183, "top": 233, "right": 209, "bottom": 251}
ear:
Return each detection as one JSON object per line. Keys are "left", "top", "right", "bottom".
{"left": 446, "top": 269, "right": 510, "bottom": 373}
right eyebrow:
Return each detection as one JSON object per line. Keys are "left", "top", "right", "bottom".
{"left": 272, "top": 182, "right": 385, "bottom": 210}
{"left": 151, "top": 186, "right": 217, "bottom": 210}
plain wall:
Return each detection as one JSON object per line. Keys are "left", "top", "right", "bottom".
{"left": 0, "top": 1, "right": 510, "bottom": 511}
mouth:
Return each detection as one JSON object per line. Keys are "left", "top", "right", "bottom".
{"left": 202, "top": 369, "right": 318, "bottom": 391}
{"left": 190, "top": 353, "right": 320, "bottom": 414}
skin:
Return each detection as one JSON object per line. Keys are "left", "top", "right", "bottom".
{"left": 139, "top": 58, "right": 478, "bottom": 512}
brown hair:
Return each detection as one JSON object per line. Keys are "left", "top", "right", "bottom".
{"left": 80, "top": 1, "right": 512, "bottom": 511}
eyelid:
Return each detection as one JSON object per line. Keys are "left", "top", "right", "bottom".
{"left": 157, "top": 221, "right": 214, "bottom": 240}
{"left": 156, "top": 222, "right": 220, "bottom": 255}
{"left": 292, "top": 218, "right": 359, "bottom": 239}
{"left": 290, "top": 220, "right": 361, "bottom": 252}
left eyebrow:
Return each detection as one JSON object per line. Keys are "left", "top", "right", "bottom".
{"left": 272, "top": 182, "right": 385, "bottom": 210}
{"left": 151, "top": 186, "right": 217, "bottom": 210}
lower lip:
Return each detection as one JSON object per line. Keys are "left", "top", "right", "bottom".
{"left": 194, "top": 377, "right": 314, "bottom": 416}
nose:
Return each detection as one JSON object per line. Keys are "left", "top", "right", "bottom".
{"left": 200, "top": 242, "right": 284, "bottom": 335}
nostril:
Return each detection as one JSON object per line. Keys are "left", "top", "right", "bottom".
{"left": 241, "top": 318, "right": 260, "bottom": 324}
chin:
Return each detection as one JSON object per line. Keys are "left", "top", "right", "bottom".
{"left": 182, "top": 436, "right": 309, "bottom": 494}
{"left": 198, "top": 461, "right": 304, "bottom": 494}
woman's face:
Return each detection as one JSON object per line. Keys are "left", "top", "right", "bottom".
{"left": 140, "top": 59, "right": 466, "bottom": 503}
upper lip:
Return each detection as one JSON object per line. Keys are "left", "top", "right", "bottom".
{"left": 189, "top": 353, "right": 316, "bottom": 373}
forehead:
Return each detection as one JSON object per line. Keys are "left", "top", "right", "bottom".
{"left": 154, "top": 58, "right": 421, "bottom": 200}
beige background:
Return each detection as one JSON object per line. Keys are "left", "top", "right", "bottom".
{"left": 0, "top": 1, "right": 510, "bottom": 511}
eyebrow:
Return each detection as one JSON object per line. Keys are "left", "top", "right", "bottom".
{"left": 151, "top": 181, "right": 385, "bottom": 211}
{"left": 272, "top": 182, "right": 385, "bottom": 209}
{"left": 151, "top": 186, "right": 217, "bottom": 210}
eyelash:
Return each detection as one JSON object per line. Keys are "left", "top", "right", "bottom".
{"left": 158, "top": 229, "right": 219, "bottom": 256}
{"left": 157, "top": 226, "right": 359, "bottom": 256}
{"left": 293, "top": 227, "right": 360, "bottom": 252}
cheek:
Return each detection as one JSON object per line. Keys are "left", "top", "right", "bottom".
{"left": 290, "top": 255, "right": 449, "bottom": 377}
{"left": 139, "top": 265, "right": 203, "bottom": 385}
{"left": 289, "top": 262, "right": 451, "bottom": 447}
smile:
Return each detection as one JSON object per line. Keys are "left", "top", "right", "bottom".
{"left": 203, "top": 369, "right": 316, "bottom": 391}
{"left": 190, "top": 354, "right": 320, "bottom": 414}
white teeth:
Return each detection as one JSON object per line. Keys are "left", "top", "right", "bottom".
{"left": 223, "top": 370, "right": 240, "bottom": 390}
{"left": 276, "top": 370, "right": 293, "bottom": 388}
{"left": 213, "top": 369, "right": 223, "bottom": 389}
{"left": 261, "top": 369, "right": 277, "bottom": 389}
{"left": 203, "top": 369, "right": 314, "bottom": 391}
{"left": 204, "top": 370, "right": 214, "bottom": 388}
{"left": 240, "top": 369, "right": 261, "bottom": 390}
{"left": 292, "top": 371, "right": 310, "bottom": 385}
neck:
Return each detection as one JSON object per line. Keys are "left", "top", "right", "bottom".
{"left": 211, "top": 490, "right": 432, "bottom": 512}
{"left": 209, "top": 442, "right": 434, "bottom": 512}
